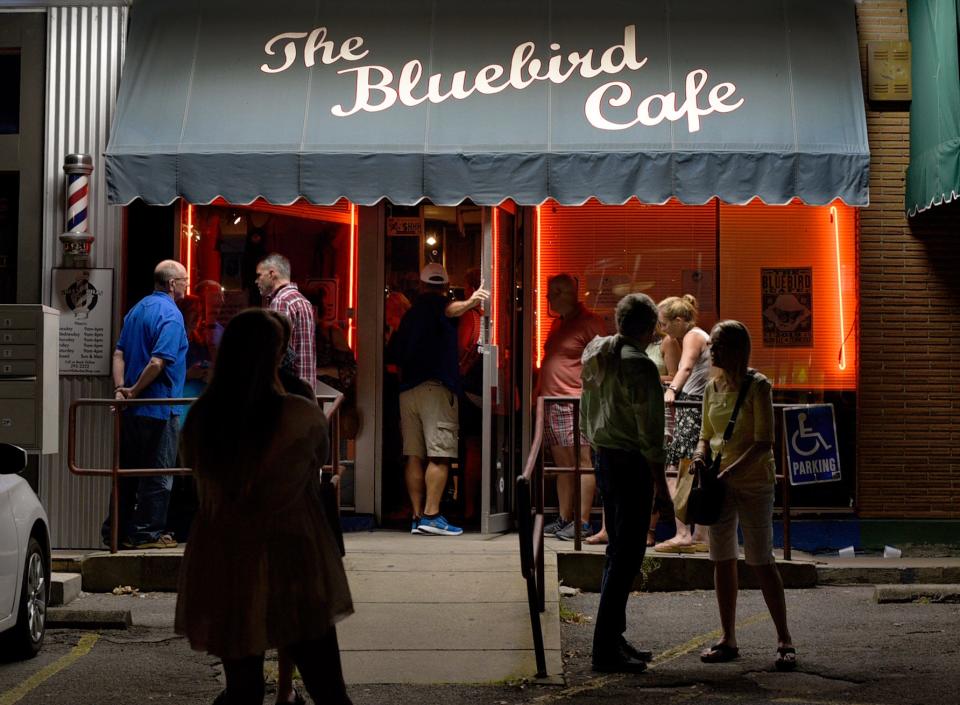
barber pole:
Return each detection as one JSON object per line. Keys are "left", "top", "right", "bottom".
{"left": 59, "top": 153, "right": 96, "bottom": 265}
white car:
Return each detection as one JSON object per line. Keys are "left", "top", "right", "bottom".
{"left": 0, "top": 443, "right": 50, "bottom": 659}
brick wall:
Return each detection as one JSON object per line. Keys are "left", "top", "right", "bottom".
{"left": 856, "top": 1, "right": 960, "bottom": 517}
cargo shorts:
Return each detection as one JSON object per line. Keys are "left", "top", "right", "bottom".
{"left": 399, "top": 380, "right": 459, "bottom": 460}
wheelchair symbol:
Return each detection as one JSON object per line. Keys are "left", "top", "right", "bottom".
{"left": 791, "top": 413, "right": 833, "bottom": 457}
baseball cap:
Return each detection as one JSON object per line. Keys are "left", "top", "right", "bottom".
{"left": 420, "top": 263, "right": 449, "bottom": 285}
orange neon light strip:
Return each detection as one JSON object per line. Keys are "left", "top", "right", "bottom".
{"left": 831, "top": 205, "right": 846, "bottom": 371}
{"left": 347, "top": 203, "right": 357, "bottom": 350}
{"left": 491, "top": 207, "right": 499, "bottom": 347}
{"left": 535, "top": 205, "right": 543, "bottom": 369}
{"left": 185, "top": 202, "right": 194, "bottom": 293}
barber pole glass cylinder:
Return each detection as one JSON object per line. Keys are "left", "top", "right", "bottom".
{"left": 59, "top": 153, "right": 95, "bottom": 266}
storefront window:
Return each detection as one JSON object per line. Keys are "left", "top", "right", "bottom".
{"left": 536, "top": 198, "right": 859, "bottom": 507}
{"left": 178, "top": 198, "right": 360, "bottom": 505}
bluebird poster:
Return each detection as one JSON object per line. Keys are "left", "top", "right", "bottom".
{"left": 761, "top": 267, "right": 813, "bottom": 347}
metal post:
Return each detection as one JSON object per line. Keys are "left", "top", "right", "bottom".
{"left": 781, "top": 423, "right": 792, "bottom": 561}
{"left": 110, "top": 406, "right": 121, "bottom": 554}
{"left": 572, "top": 400, "right": 582, "bottom": 551}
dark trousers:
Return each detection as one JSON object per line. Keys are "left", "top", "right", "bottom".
{"left": 101, "top": 414, "right": 178, "bottom": 546}
{"left": 592, "top": 447, "right": 655, "bottom": 660}
{"left": 217, "top": 628, "right": 351, "bottom": 705}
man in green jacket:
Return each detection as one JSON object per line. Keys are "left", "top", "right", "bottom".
{"left": 580, "top": 292, "right": 670, "bottom": 673}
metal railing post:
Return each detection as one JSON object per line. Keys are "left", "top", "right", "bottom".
{"left": 110, "top": 405, "right": 121, "bottom": 554}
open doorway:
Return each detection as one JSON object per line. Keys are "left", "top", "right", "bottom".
{"left": 381, "top": 203, "right": 485, "bottom": 530}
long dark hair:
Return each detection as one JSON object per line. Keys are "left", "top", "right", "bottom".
{"left": 711, "top": 319, "right": 752, "bottom": 384}
{"left": 185, "top": 309, "right": 284, "bottom": 489}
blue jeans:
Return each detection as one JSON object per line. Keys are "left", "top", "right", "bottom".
{"left": 101, "top": 414, "right": 178, "bottom": 545}
{"left": 592, "top": 447, "right": 655, "bottom": 661}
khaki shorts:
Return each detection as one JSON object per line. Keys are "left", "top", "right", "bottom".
{"left": 399, "top": 381, "right": 459, "bottom": 460}
{"left": 707, "top": 482, "right": 776, "bottom": 566}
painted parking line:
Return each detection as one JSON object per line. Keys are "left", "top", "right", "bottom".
{"left": 533, "top": 611, "right": 771, "bottom": 703}
{"left": 0, "top": 632, "right": 99, "bottom": 705}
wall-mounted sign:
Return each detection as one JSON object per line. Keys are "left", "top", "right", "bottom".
{"left": 761, "top": 267, "right": 813, "bottom": 347}
{"left": 306, "top": 278, "right": 338, "bottom": 323}
{"left": 51, "top": 268, "right": 113, "bottom": 376}
{"left": 783, "top": 404, "right": 841, "bottom": 486}
{"left": 387, "top": 217, "right": 424, "bottom": 237}
{"left": 259, "top": 25, "right": 746, "bottom": 133}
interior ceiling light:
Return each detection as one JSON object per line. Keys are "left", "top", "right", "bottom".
{"left": 425, "top": 235, "right": 438, "bottom": 246}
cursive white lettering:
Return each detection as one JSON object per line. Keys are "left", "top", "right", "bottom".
{"left": 260, "top": 27, "right": 368, "bottom": 74}
{"left": 398, "top": 59, "right": 428, "bottom": 106}
{"left": 261, "top": 32, "right": 308, "bottom": 74}
{"left": 584, "top": 69, "right": 744, "bottom": 133}
{"left": 332, "top": 65, "right": 397, "bottom": 116}
{"left": 474, "top": 64, "right": 508, "bottom": 94}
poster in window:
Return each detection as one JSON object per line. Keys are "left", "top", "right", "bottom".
{"left": 306, "top": 278, "right": 338, "bottom": 323}
{"left": 761, "top": 267, "right": 813, "bottom": 347}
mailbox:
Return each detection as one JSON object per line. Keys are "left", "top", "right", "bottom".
{"left": 0, "top": 305, "right": 59, "bottom": 453}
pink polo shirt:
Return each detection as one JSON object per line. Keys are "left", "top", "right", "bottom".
{"left": 540, "top": 303, "right": 607, "bottom": 397}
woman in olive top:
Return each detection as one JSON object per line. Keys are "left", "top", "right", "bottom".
{"left": 692, "top": 320, "right": 796, "bottom": 671}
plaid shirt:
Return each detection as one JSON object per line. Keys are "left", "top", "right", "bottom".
{"left": 267, "top": 283, "right": 316, "bottom": 390}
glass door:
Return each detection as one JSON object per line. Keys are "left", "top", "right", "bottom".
{"left": 481, "top": 206, "right": 521, "bottom": 533}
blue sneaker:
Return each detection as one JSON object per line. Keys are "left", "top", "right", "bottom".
{"left": 416, "top": 514, "right": 463, "bottom": 536}
{"left": 411, "top": 517, "right": 421, "bottom": 534}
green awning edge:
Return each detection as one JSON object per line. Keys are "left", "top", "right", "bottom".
{"left": 905, "top": 0, "right": 960, "bottom": 217}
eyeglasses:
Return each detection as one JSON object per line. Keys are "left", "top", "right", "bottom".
{"left": 171, "top": 277, "right": 189, "bottom": 283}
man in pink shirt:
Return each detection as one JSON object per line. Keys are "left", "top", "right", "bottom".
{"left": 540, "top": 273, "right": 608, "bottom": 540}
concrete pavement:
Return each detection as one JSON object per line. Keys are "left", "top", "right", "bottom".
{"left": 49, "top": 529, "right": 960, "bottom": 686}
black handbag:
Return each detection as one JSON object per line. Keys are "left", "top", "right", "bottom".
{"left": 687, "top": 371, "right": 755, "bottom": 526}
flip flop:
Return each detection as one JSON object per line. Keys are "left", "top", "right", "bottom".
{"left": 700, "top": 642, "right": 739, "bottom": 663}
{"left": 585, "top": 532, "right": 608, "bottom": 545}
{"left": 654, "top": 539, "right": 697, "bottom": 554}
{"left": 775, "top": 646, "right": 797, "bottom": 671}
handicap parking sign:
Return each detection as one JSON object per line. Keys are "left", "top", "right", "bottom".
{"left": 782, "top": 404, "right": 841, "bottom": 486}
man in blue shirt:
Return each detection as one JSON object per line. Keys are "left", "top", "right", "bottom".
{"left": 101, "top": 260, "right": 189, "bottom": 549}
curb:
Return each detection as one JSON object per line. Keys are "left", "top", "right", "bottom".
{"left": 874, "top": 584, "right": 960, "bottom": 604}
{"left": 557, "top": 551, "right": 818, "bottom": 592}
{"left": 47, "top": 608, "right": 131, "bottom": 630}
{"left": 81, "top": 551, "right": 182, "bottom": 593}
{"left": 817, "top": 565, "right": 960, "bottom": 586}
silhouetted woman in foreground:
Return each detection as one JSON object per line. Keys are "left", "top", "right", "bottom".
{"left": 175, "top": 309, "right": 353, "bottom": 705}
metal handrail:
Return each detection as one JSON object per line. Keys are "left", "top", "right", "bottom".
{"left": 68, "top": 391, "right": 344, "bottom": 554}
{"left": 516, "top": 396, "right": 547, "bottom": 678}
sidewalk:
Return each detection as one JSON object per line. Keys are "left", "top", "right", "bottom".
{"left": 51, "top": 530, "right": 960, "bottom": 685}
{"left": 56, "top": 531, "right": 564, "bottom": 685}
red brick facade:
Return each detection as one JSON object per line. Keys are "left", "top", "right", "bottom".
{"left": 856, "top": 2, "right": 960, "bottom": 517}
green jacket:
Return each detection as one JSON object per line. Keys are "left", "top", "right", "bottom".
{"left": 579, "top": 334, "right": 665, "bottom": 464}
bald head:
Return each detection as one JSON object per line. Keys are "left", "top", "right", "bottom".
{"left": 154, "top": 260, "right": 188, "bottom": 300}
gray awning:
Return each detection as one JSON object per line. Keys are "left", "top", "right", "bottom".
{"left": 105, "top": 0, "right": 870, "bottom": 207}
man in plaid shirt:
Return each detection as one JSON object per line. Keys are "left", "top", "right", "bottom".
{"left": 256, "top": 253, "right": 316, "bottom": 389}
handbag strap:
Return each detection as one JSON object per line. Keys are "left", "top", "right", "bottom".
{"left": 721, "top": 370, "right": 756, "bottom": 442}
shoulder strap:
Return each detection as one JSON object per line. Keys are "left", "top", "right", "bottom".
{"left": 721, "top": 370, "right": 756, "bottom": 442}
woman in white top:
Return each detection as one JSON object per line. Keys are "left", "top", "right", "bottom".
{"left": 692, "top": 320, "right": 796, "bottom": 671}
{"left": 655, "top": 295, "right": 712, "bottom": 552}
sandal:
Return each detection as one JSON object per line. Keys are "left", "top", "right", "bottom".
{"left": 585, "top": 531, "right": 608, "bottom": 545}
{"left": 775, "top": 646, "right": 797, "bottom": 672}
{"left": 654, "top": 537, "right": 697, "bottom": 553}
{"left": 700, "top": 642, "right": 740, "bottom": 663}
